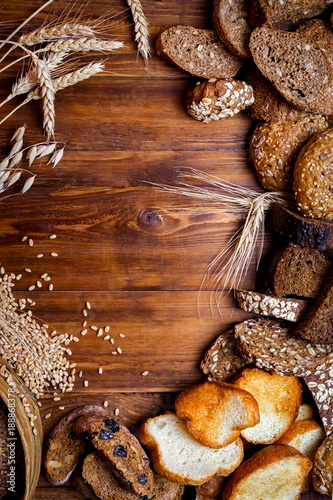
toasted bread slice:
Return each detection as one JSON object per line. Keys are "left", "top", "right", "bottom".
{"left": 233, "top": 368, "right": 302, "bottom": 444}
{"left": 296, "top": 404, "right": 315, "bottom": 422}
{"left": 222, "top": 444, "right": 312, "bottom": 500}
{"left": 175, "top": 381, "right": 259, "bottom": 448}
{"left": 138, "top": 413, "right": 244, "bottom": 485}
{"left": 277, "top": 419, "right": 325, "bottom": 460}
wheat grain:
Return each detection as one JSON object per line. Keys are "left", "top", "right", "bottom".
{"left": 33, "top": 58, "right": 55, "bottom": 139}
{"left": 41, "top": 37, "right": 123, "bottom": 54}
{"left": 19, "top": 23, "right": 95, "bottom": 46}
{"left": 127, "top": 0, "right": 150, "bottom": 63}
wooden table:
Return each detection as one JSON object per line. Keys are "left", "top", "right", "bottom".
{"left": 0, "top": 1, "right": 265, "bottom": 498}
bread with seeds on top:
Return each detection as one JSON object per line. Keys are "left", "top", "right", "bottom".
{"left": 303, "top": 363, "right": 333, "bottom": 435}
{"left": 312, "top": 433, "right": 333, "bottom": 496}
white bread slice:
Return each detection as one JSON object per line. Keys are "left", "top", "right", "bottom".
{"left": 175, "top": 381, "right": 259, "bottom": 448}
{"left": 137, "top": 413, "right": 244, "bottom": 485}
{"left": 232, "top": 368, "right": 302, "bottom": 444}
{"left": 222, "top": 444, "right": 312, "bottom": 500}
{"left": 276, "top": 419, "right": 325, "bottom": 460}
{"left": 295, "top": 404, "right": 315, "bottom": 422}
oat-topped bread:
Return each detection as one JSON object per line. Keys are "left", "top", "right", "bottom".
{"left": 271, "top": 244, "right": 331, "bottom": 299}
{"left": 294, "top": 268, "right": 333, "bottom": 344}
{"left": 155, "top": 26, "right": 242, "bottom": 79}
{"left": 250, "top": 115, "right": 329, "bottom": 192}
{"left": 186, "top": 78, "right": 254, "bottom": 123}
{"left": 268, "top": 203, "right": 333, "bottom": 252}
{"left": 312, "top": 433, "right": 333, "bottom": 496}
{"left": 234, "top": 319, "right": 333, "bottom": 377}
{"left": 303, "top": 364, "right": 333, "bottom": 435}
{"left": 249, "top": 24, "right": 333, "bottom": 114}
{"left": 138, "top": 413, "right": 244, "bottom": 485}
{"left": 236, "top": 289, "right": 308, "bottom": 322}
{"left": 74, "top": 415, "right": 154, "bottom": 497}
{"left": 213, "top": 0, "right": 251, "bottom": 59}
{"left": 44, "top": 405, "right": 108, "bottom": 486}
{"left": 175, "top": 381, "right": 259, "bottom": 448}
{"left": 249, "top": 0, "right": 332, "bottom": 25}
{"left": 294, "top": 128, "right": 333, "bottom": 220}
{"left": 247, "top": 67, "right": 310, "bottom": 121}
{"left": 80, "top": 452, "right": 184, "bottom": 500}
{"left": 222, "top": 444, "right": 313, "bottom": 500}
{"left": 232, "top": 367, "right": 302, "bottom": 444}
{"left": 200, "top": 330, "right": 248, "bottom": 382}
{"left": 276, "top": 419, "right": 325, "bottom": 460}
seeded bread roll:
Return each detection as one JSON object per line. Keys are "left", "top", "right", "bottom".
{"left": 271, "top": 244, "right": 331, "bottom": 299}
{"left": 222, "top": 444, "right": 313, "bottom": 500}
{"left": 249, "top": 24, "right": 333, "bottom": 114}
{"left": 247, "top": 67, "right": 310, "bottom": 121}
{"left": 74, "top": 415, "right": 154, "bottom": 497}
{"left": 276, "top": 419, "right": 325, "bottom": 460}
{"left": 312, "top": 434, "right": 333, "bottom": 496}
{"left": 213, "top": 0, "right": 251, "bottom": 59}
{"left": 186, "top": 78, "right": 254, "bottom": 123}
{"left": 236, "top": 289, "right": 308, "bottom": 322}
{"left": 200, "top": 330, "right": 248, "bottom": 382}
{"left": 250, "top": 115, "right": 329, "bottom": 192}
{"left": 155, "top": 26, "right": 242, "bottom": 79}
{"left": 294, "top": 128, "right": 333, "bottom": 220}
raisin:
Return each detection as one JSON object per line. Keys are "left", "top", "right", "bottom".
{"left": 98, "top": 429, "right": 114, "bottom": 440}
{"left": 68, "top": 430, "right": 78, "bottom": 440}
{"left": 113, "top": 445, "right": 127, "bottom": 457}
{"left": 138, "top": 474, "right": 148, "bottom": 485}
{"left": 105, "top": 419, "right": 120, "bottom": 433}
{"left": 82, "top": 431, "right": 91, "bottom": 441}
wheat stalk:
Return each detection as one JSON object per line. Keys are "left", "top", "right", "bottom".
{"left": 18, "top": 23, "right": 95, "bottom": 46}
{"left": 32, "top": 57, "right": 55, "bottom": 139}
{"left": 41, "top": 37, "right": 123, "bottom": 53}
{"left": 127, "top": 0, "right": 150, "bottom": 64}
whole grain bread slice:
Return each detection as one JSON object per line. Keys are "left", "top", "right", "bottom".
{"left": 213, "top": 0, "right": 251, "bottom": 59}
{"left": 222, "top": 444, "right": 313, "bottom": 500}
{"left": 271, "top": 244, "right": 331, "bottom": 299}
{"left": 249, "top": 0, "right": 332, "bottom": 25}
{"left": 303, "top": 363, "right": 333, "bottom": 435}
{"left": 249, "top": 24, "right": 333, "bottom": 113}
{"left": 74, "top": 415, "right": 154, "bottom": 497}
{"left": 155, "top": 26, "right": 242, "bottom": 79}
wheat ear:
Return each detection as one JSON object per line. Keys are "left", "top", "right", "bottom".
{"left": 18, "top": 23, "right": 95, "bottom": 46}
{"left": 127, "top": 0, "right": 150, "bottom": 63}
{"left": 40, "top": 37, "right": 123, "bottom": 53}
{"left": 32, "top": 57, "right": 55, "bottom": 139}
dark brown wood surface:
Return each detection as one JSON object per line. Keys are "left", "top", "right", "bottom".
{"left": 0, "top": 1, "right": 271, "bottom": 498}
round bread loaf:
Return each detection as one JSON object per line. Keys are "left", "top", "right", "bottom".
{"left": 294, "top": 128, "right": 333, "bottom": 219}
{"left": 250, "top": 115, "right": 329, "bottom": 192}
{"left": 186, "top": 79, "right": 254, "bottom": 123}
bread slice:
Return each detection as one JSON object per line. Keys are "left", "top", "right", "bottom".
{"left": 80, "top": 452, "right": 184, "bottom": 500}
{"left": 222, "top": 444, "right": 313, "bottom": 500}
{"left": 236, "top": 289, "right": 308, "bottom": 322}
{"left": 200, "top": 330, "right": 248, "bottom": 382}
{"left": 296, "top": 404, "right": 315, "bottom": 422}
{"left": 277, "top": 419, "right": 325, "bottom": 460}
{"left": 271, "top": 244, "right": 331, "bottom": 299}
{"left": 138, "top": 413, "right": 244, "bottom": 485}
{"left": 249, "top": 24, "right": 333, "bottom": 113}
{"left": 249, "top": 0, "right": 332, "bottom": 24}
{"left": 213, "top": 0, "right": 251, "bottom": 59}
{"left": 155, "top": 26, "right": 242, "bottom": 79}
{"left": 232, "top": 367, "right": 302, "bottom": 444}
{"left": 303, "top": 361, "right": 333, "bottom": 435}
{"left": 312, "top": 434, "right": 333, "bottom": 496}
{"left": 44, "top": 404, "right": 108, "bottom": 486}
{"left": 234, "top": 318, "right": 333, "bottom": 377}
{"left": 74, "top": 415, "right": 154, "bottom": 497}
{"left": 175, "top": 381, "right": 259, "bottom": 448}
{"left": 196, "top": 475, "right": 225, "bottom": 500}
{"left": 268, "top": 203, "right": 333, "bottom": 252}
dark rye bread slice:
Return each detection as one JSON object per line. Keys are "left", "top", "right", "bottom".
{"left": 303, "top": 363, "right": 333, "bottom": 435}
{"left": 294, "top": 269, "right": 333, "bottom": 344}
{"left": 249, "top": 24, "right": 333, "bottom": 114}
{"left": 272, "top": 244, "right": 331, "bottom": 299}
{"left": 80, "top": 453, "right": 184, "bottom": 500}
{"left": 249, "top": 0, "right": 333, "bottom": 25}
{"left": 247, "top": 66, "right": 310, "bottom": 121}
{"left": 268, "top": 203, "right": 333, "bottom": 252}
{"left": 155, "top": 26, "right": 242, "bottom": 79}
{"left": 74, "top": 415, "right": 154, "bottom": 497}
{"left": 213, "top": 0, "right": 251, "bottom": 59}
{"left": 44, "top": 405, "right": 108, "bottom": 486}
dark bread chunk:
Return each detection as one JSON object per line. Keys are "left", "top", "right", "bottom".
{"left": 44, "top": 405, "right": 109, "bottom": 486}
{"left": 268, "top": 203, "right": 333, "bottom": 252}
{"left": 81, "top": 452, "right": 184, "bottom": 500}
{"left": 155, "top": 25, "right": 242, "bottom": 79}
{"left": 247, "top": 66, "right": 310, "bottom": 121}
{"left": 196, "top": 475, "right": 225, "bottom": 499}
{"left": 272, "top": 244, "right": 331, "bottom": 299}
{"left": 74, "top": 415, "right": 154, "bottom": 497}
{"left": 294, "top": 269, "right": 333, "bottom": 343}
{"left": 303, "top": 365, "right": 333, "bottom": 435}
{"left": 249, "top": 0, "right": 332, "bottom": 25}
{"left": 250, "top": 24, "right": 333, "bottom": 113}
{"left": 213, "top": 0, "right": 251, "bottom": 59}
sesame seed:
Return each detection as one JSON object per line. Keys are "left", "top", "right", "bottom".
{"left": 91, "top": 326, "right": 98, "bottom": 331}
{"left": 44, "top": 413, "right": 52, "bottom": 419}
{"left": 97, "top": 328, "right": 103, "bottom": 336}
{"left": 110, "top": 338, "right": 114, "bottom": 344}
{"left": 98, "top": 367, "right": 103, "bottom": 374}
{"left": 28, "top": 239, "right": 33, "bottom": 246}
{"left": 21, "top": 236, "right": 27, "bottom": 242}
{"left": 104, "top": 325, "right": 110, "bottom": 333}
{"left": 50, "top": 252, "right": 58, "bottom": 257}
{"left": 82, "top": 309, "right": 88, "bottom": 317}
{"left": 25, "top": 268, "right": 31, "bottom": 273}
{"left": 84, "top": 380, "right": 89, "bottom": 388}
{"left": 111, "top": 351, "right": 117, "bottom": 355}
{"left": 85, "top": 301, "right": 91, "bottom": 310}
{"left": 49, "top": 234, "right": 57, "bottom": 239}
{"left": 36, "top": 281, "right": 42, "bottom": 288}
{"left": 103, "top": 400, "right": 108, "bottom": 408}
{"left": 78, "top": 371, "right": 83, "bottom": 378}
{"left": 28, "top": 285, "right": 35, "bottom": 291}
{"left": 116, "top": 347, "right": 122, "bottom": 354}
{"left": 82, "top": 320, "right": 87, "bottom": 327}
{"left": 41, "top": 273, "right": 48, "bottom": 279}
{"left": 103, "top": 335, "right": 110, "bottom": 341}
{"left": 58, "top": 406, "right": 65, "bottom": 410}
{"left": 53, "top": 397, "right": 61, "bottom": 401}
{"left": 80, "top": 329, "right": 87, "bottom": 336}
{"left": 48, "top": 284, "right": 53, "bottom": 291}
{"left": 119, "top": 333, "right": 125, "bottom": 338}
{"left": 16, "top": 274, "right": 22, "bottom": 280}
{"left": 141, "top": 371, "right": 149, "bottom": 377}
{"left": 37, "top": 254, "right": 43, "bottom": 258}
{"left": 114, "top": 408, "right": 119, "bottom": 416}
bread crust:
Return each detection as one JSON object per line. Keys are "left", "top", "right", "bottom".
{"left": 213, "top": 0, "right": 251, "bottom": 58}
{"left": 312, "top": 434, "right": 333, "bottom": 496}
{"left": 276, "top": 419, "right": 325, "bottom": 460}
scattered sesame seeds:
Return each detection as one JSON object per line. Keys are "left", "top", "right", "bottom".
{"left": 91, "top": 326, "right": 98, "bottom": 331}
{"left": 80, "top": 329, "right": 87, "bottom": 336}
{"left": 82, "top": 309, "right": 88, "bottom": 317}
{"left": 110, "top": 338, "right": 114, "bottom": 344}
{"left": 83, "top": 380, "right": 89, "bottom": 388}
{"left": 103, "top": 335, "right": 110, "bottom": 341}
{"left": 28, "top": 239, "right": 33, "bottom": 246}
{"left": 116, "top": 347, "right": 122, "bottom": 354}
{"left": 36, "top": 254, "right": 43, "bottom": 258}
{"left": 104, "top": 325, "right": 110, "bottom": 333}
{"left": 114, "top": 408, "right": 119, "bottom": 416}
{"left": 16, "top": 274, "right": 22, "bottom": 280}
{"left": 36, "top": 281, "right": 42, "bottom": 288}
{"left": 111, "top": 351, "right": 117, "bottom": 355}
{"left": 82, "top": 320, "right": 87, "bottom": 328}
{"left": 85, "top": 301, "right": 91, "bottom": 310}
{"left": 119, "top": 333, "right": 125, "bottom": 338}
{"left": 28, "top": 285, "right": 35, "bottom": 291}
{"left": 78, "top": 371, "right": 83, "bottom": 378}
{"left": 25, "top": 268, "right": 31, "bottom": 273}
{"left": 53, "top": 397, "right": 61, "bottom": 401}
{"left": 49, "top": 234, "right": 57, "bottom": 239}
{"left": 103, "top": 400, "right": 108, "bottom": 408}
{"left": 41, "top": 273, "right": 48, "bottom": 279}
{"left": 58, "top": 406, "right": 65, "bottom": 410}
{"left": 98, "top": 367, "right": 103, "bottom": 374}
{"left": 48, "top": 284, "right": 53, "bottom": 291}
{"left": 50, "top": 252, "right": 58, "bottom": 257}
{"left": 44, "top": 413, "right": 52, "bottom": 419}
{"left": 141, "top": 371, "right": 149, "bottom": 377}
{"left": 21, "top": 236, "right": 27, "bottom": 242}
